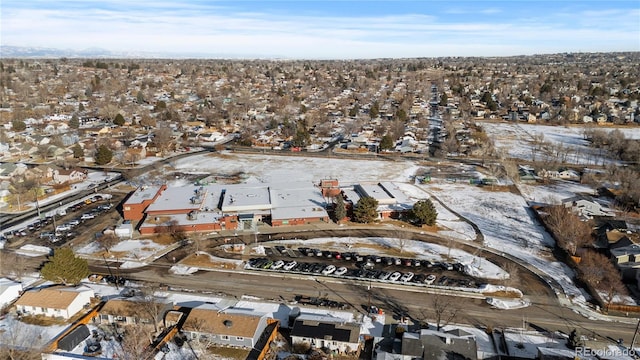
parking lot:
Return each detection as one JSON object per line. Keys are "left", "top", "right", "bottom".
{"left": 246, "top": 245, "right": 482, "bottom": 289}
{"left": 3, "top": 194, "right": 120, "bottom": 248}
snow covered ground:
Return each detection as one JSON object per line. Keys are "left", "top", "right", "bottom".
{"left": 109, "top": 152, "right": 618, "bottom": 310}
{"left": 481, "top": 122, "right": 640, "bottom": 165}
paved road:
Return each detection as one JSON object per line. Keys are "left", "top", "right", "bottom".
{"left": 92, "top": 262, "right": 637, "bottom": 344}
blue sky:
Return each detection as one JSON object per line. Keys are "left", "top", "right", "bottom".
{"left": 2, "top": 0, "right": 639, "bottom": 59}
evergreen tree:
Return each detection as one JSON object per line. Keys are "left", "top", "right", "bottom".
{"left": 379, "top": 135, "right": 394, "bottom": 151}
{"left": 69, "top": 114, "right": 80, "bottom": 129}
{"left": 439, "top": 92, "right": 448, "bottom": 106}
{"left": 113, "top": 113, "right": 125, "bottom": 126}
{"left": 395, "top": 108, "right": 407, "bottom": 122}
{"left": 292, "top": 120, "right": 311, "bottom": 147}
{"left": 411, "top": 199, "right": 438, "bottom": 226}
{"left": 353, "top": 196, "right": 379, "bottom": 223}
{"left": 136, "top": 91, "right": 145, "bottom": 104}
{"left": 40, "top": 247, "right": 89, "bottom": 285}
{"left": 11, "top": 119, "right": 26, "bottom": 131}
{"left": 72, "top": 143, "right": 84, "bottom": 158}
{"left": 78, "top": 102, "right": 85, "bottom": 112}
{"left": 95, "top": 144, "right": 113, "bottom": 165}
{"left": 334, "top": 195, "right": 346, "bottom": 222}
{"left": 369, "top": 101, "right": 379, "bottom": 119}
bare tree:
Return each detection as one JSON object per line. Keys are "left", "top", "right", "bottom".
{"left": 113, "top": 323, "right": 155, "bottom": 360}
{"left": 544, "top": 206, "right": 593, "bottom": 256}
{"left": 502, "top": 262, "right": 520, "bottom": 287}
{"left": 97, "top": 233, "right": 120, "bottom": 254}
{"left": 136, "top": 283, "right": 167, "bottom": 334}
{"left": 578, "top": 250, "right": 628, "bottom": 309}
{"left": 0, "top": 316, "right": 46, "bottom": 360}
{"left": 429, "top": 293, "right": 461, "bottom": 331}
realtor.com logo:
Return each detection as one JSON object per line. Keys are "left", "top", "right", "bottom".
{"left": 575, "top": 347, "right": 636, "bottom": 357}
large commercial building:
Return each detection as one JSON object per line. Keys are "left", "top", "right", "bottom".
{"left": 123, "top": 181, "right": 330, "bottom": 234}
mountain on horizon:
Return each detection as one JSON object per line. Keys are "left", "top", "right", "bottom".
{"left": 0, "top": 45, "right": 285, "bottom": 59}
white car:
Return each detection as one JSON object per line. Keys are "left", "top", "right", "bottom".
{"left": 322, "top": 265, "right": 336, "bottom": 275}
{"left": 283, "top": 261, "right": 297, "bottom": 271}
{"left": 271, "top": 260, "right": 285, "bottom": 270}
{"left": 55, "top": 224, "right": 71, "bottom": 232}
{"left": 81, "top": 213, "right": 96, "bottom": 220}
{"left": 334, "top": 266, "right": 348, "bottom": 276}
{"left": 425, "top": 274, "right": 437, "bottom": 285}
{"left": 389, "top": 272, "right": 402, "bottom": 282}
{"left": 400, "top": 272, "right": 414, "bottom": 282}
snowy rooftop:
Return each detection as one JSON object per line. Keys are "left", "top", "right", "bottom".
{"left": 270, "top": 185, "right": 328, "bottom": 220}
{"left": 146, "top": 185, "right": 205, "bottom": 212}
{"left": 124, "top": 185, "right": 163, "bottom": 205}
{"left": 221, "top": 184, "right": 271, "bottom": 212}
{"left": 356, "top": 183, "right": 395, "bottom": 205}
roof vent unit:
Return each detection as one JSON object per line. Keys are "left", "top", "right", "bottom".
{"left": 223, "top": 320, "right": 233, "bottom": 328}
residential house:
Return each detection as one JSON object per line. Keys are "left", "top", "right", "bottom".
{"left": 401, "top": 328, "right": 477, "bottom": 360}
{"left": 558, "top": 169, "right": 581, "bottom": 181}
{"left": 561, "top": 195, "right": 613, "bottom": 218}
{"left": 0, "top": 278, "right": 22, "bottom": 308}
{"left": 182, "top": 302, "right": 273, "bottom": 349}
{"left": 53, "top": 168, "right": 88, "bottom": 184}
{"left": 14, "top": 285, "right": 94, "bottom": 319}
{"left": 0, "top": 162, "right": 27, "bottom": 180}
{"left": 94, "top": 297, "right": 173, "bottom": 328}
{"left": 290, "top": 313, "right": 361, "bottom": 355}
{"left": 25, "top": 164, "right": 55, "bottom": 184}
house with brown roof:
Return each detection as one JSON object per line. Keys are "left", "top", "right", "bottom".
{"left": 182, "top": 303, "right": 272, "bottom": 349}
{"left": 94, "top": 297, "right": 173, "bottom": 328}
{"left": 14, "top": 285, "right": 94, "bottom": 319}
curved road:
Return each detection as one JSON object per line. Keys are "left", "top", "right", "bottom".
{"left": 91, "top": 261, "right": 637, "bottom": 344}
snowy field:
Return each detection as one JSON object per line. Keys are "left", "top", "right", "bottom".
{"left": 481, "top": 122, "right": 640, "bottom": 164}
{"left": 167, "top": 152, "right": 616, "bottom": 309}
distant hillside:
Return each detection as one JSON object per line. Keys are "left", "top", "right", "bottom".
{"left": 0, "top": 45, "right": 121, "bottom": 58}
{"left": 0, "top": 45, "right": 283, "bottom": 59}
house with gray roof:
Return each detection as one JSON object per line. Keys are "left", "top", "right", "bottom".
{"left": 290, "top": 313, "right": 361, "bottom": 355}
{"left": 401, "top": 327, "right": 477, "bottom": 360}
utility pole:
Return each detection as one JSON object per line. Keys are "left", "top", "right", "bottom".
{"left": 630, "top": 318, "right": 640, "bottom": 351}
{"left": 34, "top": 187, "right": 41, "bottom": 218}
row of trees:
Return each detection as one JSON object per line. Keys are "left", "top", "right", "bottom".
{"left": 336, "top": 196, "right": 437, "bottom": 226}
{"left": 542, "top": 206, "right": 628, "bottom": 308}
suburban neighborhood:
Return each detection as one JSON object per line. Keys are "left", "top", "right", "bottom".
{"left": 0, "top": 51, "right": 639, "bottom": 360}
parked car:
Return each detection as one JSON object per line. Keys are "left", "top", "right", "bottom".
{"left": 378, "top": 271, "right": 391, "bottom": 281}
{"left": 389, "top": 272, "right": 402, "bottom": 282}
{"left": 40, "top": 231, "right": 55, "bottom": 239}
{"left": 283, "top": 261, "right": 297, "bottom": 271}
{"left": 334, "top": 266, "right": 348, "bottom": 276}
{"left": 441, "top": 263, "right": 454, "bottom": 271}
{"left": 271, "top": 260, "right": 285, "bottom": 270}
{"left": 322, "top": 265, "right": 336, "bottom": 275}
{"left": 67, "top": 219, "right": 81, "bottom": 226}
{"left": 55, "top": 224, "right": 71, "bottom": 232}
{"left": 81, "top": 213, "right": 96, "bottom": 220}
{"left": 400, "top": 272, "right": 414, "bottom": 282}
{"left": 425, "top": 274, "right": 437, "bottom": 285}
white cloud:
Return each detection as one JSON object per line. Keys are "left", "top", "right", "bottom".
{"left": 2, "top": 1, "right": 638, "bottom": 58}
